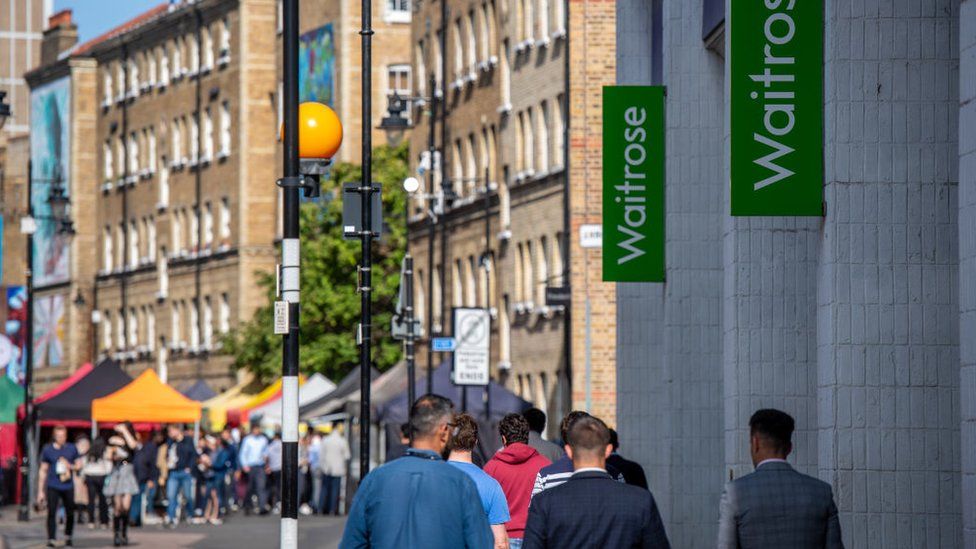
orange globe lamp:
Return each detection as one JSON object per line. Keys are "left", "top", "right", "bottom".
{"left": 280, "top": 101, "right": 343, "bottom": 159}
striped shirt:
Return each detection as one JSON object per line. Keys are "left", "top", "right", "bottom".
{"left": 531, "top": 456, "right": 625, "bottom": 497}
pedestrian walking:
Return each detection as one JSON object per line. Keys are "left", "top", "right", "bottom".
{"left": 81, "top": 437, "right": 111, "bottom": 530}
{"left": 339, "top": 394, "right": 492, "bottom": 549}
{"left": 522, "top": 415, "right": 670, "bottom": 549}
{"left": 218, "top": 428, "right": 238, "bottom": 512}
{"left": 130, "top": 431, "right": 162, "bottom": 527}
{"left": 483, "top": 413, "right": 551, "bottom": 549}
{"left": 164, "top": 423, "right": 198, "bottom": 527}
{"left": 717, "top": 409, "right": 843, "bottom": 549}
{"left": 72, "top": 436, "right": 90, "bottom": 527}
{"left": 317, "top": 423, "right": 350, "bottom": 515}
{"left": 104, "top": 422, "right": 141, "bottom": 546}
{"left": 522, "top": 408, "right": 564, "bottom": 463}
{"left": 266, "top": 431, "right": 283, "bottom": 513}
{"left": 238, "top": 423, "right": 270, "bottom": 515}
{"left": 204, "top": 435, "right": 234, "bottom": 525}
{"left": 448, "top": 413, "right": 511, "bottom": 549}
{"left": 607, "top": 429, "right": 648, "bottom": 489}
{"left": 532, "top": 412, "right": 624, "bottom": 497}
{"left": 36, "top": 424, "right": 81, "bottom": 547}
{"left": 307, "top": 430, "right": 322, "bottom": 514}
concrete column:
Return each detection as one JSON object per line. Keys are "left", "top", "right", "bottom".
{"left": 818, "top": 2, "right": 961, "bottom": 546}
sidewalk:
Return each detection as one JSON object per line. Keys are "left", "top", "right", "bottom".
{"left": 0, "top": 506, "right": 346, "bottom": 549}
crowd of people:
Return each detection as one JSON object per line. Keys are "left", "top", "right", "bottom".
{"left": 36, "top": 420, "right": 352, "bottom": 548}
{"left": 340, "top": 399, "right": 844, "bottom": 549}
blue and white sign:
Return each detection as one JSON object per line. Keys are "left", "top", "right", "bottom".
{"left": 432, "top": 337, "right": 456, "bottom": 352}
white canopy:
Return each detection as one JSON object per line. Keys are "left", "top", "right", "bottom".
{"left": 250, "top": 373, "right": 337, "bottom": 426}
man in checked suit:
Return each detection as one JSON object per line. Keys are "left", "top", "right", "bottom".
{"left": 522, "top": 415, "right": 670, "bottom": 549}
{"left": 718, "top": 409, "right": 844, "bottom": 549}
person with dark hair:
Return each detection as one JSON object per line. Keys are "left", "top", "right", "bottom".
{"left": 37, "top": 425, "right": 81, "bottom": 547}
{"left": 164, "top": 423, "right": 198, "bottom": 527}
{"left": 81, "top": 436, "right": 111, "bottom": 530}
{"left": 104, "top": 422, "right": 141, "bottom": 545}
{"left": 522, "top": 408, "right": 564, "bottom": 463}
{"left": 317, "top": 422, "right": 349, "bottom": 515}
{"left": 607, "top": 428, "right": 648, "bottom": 490}
{"left": 484, "top": 414, "right": 552, "bottom": 549}
{"left": 340, "top": 394, "right": 492, "bottom": 549}
{"left": 448, "top": 413, "right": 511, "bottom": 549}
{"left": 266, "top": 431, "right": 283, "bottom": 513}
{"left": 718, "top": 409, "right": 843, "bottom": 548}
{"left": 522, "top": 416, "right": 670, "bottom": 549}
{"left": 130, "top": 430, "right": 161, "bottom": 527}
{"left": 532, "top": 411, "right": 625, "bottom": 497}
{"left": 238, "top": 423, "right": 269, "bottom": 515}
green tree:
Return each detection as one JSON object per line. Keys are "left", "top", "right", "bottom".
{"left": 223, "top": 143, "right": 408, "bottom": 383}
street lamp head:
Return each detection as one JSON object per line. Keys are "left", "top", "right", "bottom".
{"left": 379, "top": 93, "right": 412, "bottom": 132}
{"left": 280, "top": 101, "right": 343, "bottom": 160}
{"left": 403, "top": 177, "right": 420, "bottom": 194}
{"left": 0, "top": 90, "right": 10, "bottom": 130}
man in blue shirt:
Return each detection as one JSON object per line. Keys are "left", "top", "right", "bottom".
{"left": 340, "top": 394, "right": 493, "bottom": 549}
{"left": 238, "top": 423, "right": 269, "bottom": 515}
{"left": 449, "top": 413, "right": 511, "bottom": 549}
{"left": 37, "top": 425, "right": 80, "bottom": 547}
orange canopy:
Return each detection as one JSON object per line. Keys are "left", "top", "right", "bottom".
{"left": 92, "top": 369, "right": 202, "bottom": 424}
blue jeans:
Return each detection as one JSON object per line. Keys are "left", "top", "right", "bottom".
{"left": 166, "top": 471, "right": 195, "bottom": 521}
{"left": 318, "top": 474, "right": 341, "bottom": 514}
{"left": 509, "top": 538, "right": 522, "bottom": 549}
{"left": 130, "top": 481, "right": 156, "bottom": 523}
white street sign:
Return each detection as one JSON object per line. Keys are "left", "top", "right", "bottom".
{"left": 579, "top": 224, "right": 603, "bottom": 249}
{"left": 452, "top": 307, "right": 490, "bottom": 386}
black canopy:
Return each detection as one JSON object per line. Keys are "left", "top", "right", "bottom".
{"left": 181, "top": 379, "right": 217, "bottom": 402}
{"left": 35, "top": 359, "right": 132, "bottom": 422}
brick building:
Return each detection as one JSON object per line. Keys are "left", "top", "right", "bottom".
{"left": 615, "top": 1, "right": 973, "bottom": 547}
{"left": 0, "top": 0, "right": 50, "bottom": 137}
{"left": 405, "top": 0, "right": 617, "bottom": 430}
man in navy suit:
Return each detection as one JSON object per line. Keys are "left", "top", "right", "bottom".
{"left": 522, "top": 416, "right": 670, "bottom": 549}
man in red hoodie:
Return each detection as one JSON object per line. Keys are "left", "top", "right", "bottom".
{"left": 485, "top": 413, "right": 552, "bottom": 549}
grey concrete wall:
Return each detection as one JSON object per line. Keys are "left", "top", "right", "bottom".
{"left": 959, "top": 0, "right": 975, "bottom": 546}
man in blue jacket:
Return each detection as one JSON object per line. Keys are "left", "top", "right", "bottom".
{"left": 340, "top": 394, "right": 492, "bottom": 549}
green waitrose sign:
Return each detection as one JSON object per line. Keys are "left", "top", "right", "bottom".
{"left": 731, "top": 0, "right": 823, "bottom": 216}
{"left": 602, "top": 86, "right": 665, "bottom": 282}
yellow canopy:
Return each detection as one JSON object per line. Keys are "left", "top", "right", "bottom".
{"left": 203, "top": 374, "right": 255, "bottom": 431}
{"left": 92, "top": 369, "right": 202, "bottom": 424}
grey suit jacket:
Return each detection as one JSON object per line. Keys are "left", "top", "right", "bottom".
{"left": 717, "top": 461, "right": 843, "bottom": 549}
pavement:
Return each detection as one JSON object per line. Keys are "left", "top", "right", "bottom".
{"left": 0, "top": 507, "right": 346, "bottom": 549}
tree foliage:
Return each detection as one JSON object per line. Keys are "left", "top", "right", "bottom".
{"left": 223, "top": 143, "right": 408, "bottom": 383}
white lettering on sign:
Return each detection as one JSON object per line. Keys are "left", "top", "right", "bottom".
{"left": 749, "top": 0, "right": 797, "bottom": 190}
{"left": 614, "top": 106, "right": 648, "bottom": 265}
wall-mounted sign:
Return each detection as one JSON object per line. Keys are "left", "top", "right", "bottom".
{"left": 602, "top": 86, "right": 665, "bottom": 282}
{"left": 579, "top": 224, "right": 603, "bottom": 249}
{"left": 452, "top": 308, "right": 489, "bottom": 386}
{"left": 731, "top": 0, "right": 823, "bottom": 216}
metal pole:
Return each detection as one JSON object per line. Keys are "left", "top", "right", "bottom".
{"left": 405, "top": 255, "right": 416, "bottom": 407}
{"left": 280, "top": 1, "right": 301, "bottom": 546}
{"left": 483, "top": 165, "right": 491, "bottom": 422}
{"left": 425, "top": 73, "right": 436, "bottom": 397}
{"left": 438, "top": 3, "right": 450, "bottom": 372}
{"left": 17, "top": 160, "right": 34, "bottom": 522}
{"left": 359, "top": 0, "right": 375, "bottom": 481}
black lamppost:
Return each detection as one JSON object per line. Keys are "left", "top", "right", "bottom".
{"left": 18, "top": 163, "right": 74, "bottom": 522}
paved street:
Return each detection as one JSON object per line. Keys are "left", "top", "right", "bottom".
{"left": 0, "top": 508, "right": 346, "bottom": 549}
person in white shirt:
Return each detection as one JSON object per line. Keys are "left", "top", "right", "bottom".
{"left": 317, "top": 423, "right": 350, "bottom": 515}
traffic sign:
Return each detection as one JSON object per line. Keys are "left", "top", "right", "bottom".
{"left": 432, "top": 337, "right": 456, "bottom": 352}
{"left": 452, "top": 308, "right": 490, "bottom": 386}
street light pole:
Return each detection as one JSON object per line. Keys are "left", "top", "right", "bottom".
{"left": 17, "top": 161, "right": 34, "bottom": 522}
{"left": 426, "top": 73, "right": 437, "bottom": 397}
{"left": 358, "top": 0, "right": 375, "bottom": 481}
{"left": 404, "top": 255, "right": 415, "bottom": 406}
{"left": 280, "top": 1, "right": 301, "bottom": 546}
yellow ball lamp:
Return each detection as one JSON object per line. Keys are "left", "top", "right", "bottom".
{"left": 280, "top": 101, "right": 343, "bottom": 160}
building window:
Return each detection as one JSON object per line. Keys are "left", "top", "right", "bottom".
{"left": 159, "top": 158, "right": 170, "bottom": 207}
{"left": 203, "top": 296, "right": 213, "bottom": 347}
{"left": 552, "top": 0, "right": 564, "bottom": 33}
{"left": 515, "top": 243, "right": 524, "bottom": 303}
{"left": 116, "top": 62, "right": 125, "bottom": 99}
{"left": 116, "top": 309, "right": 125, "bottom": 350}
{"left": 465, "top": 11, "right": 477, "bottom": 74}
{"left": 103, "top": 69, "right": 112, "bottom": 105}
{"left": 129, "top": 132, "right": 139, "bottom": 174}
{"left": 433, "top": 264, "right": 443, "bottom": 330}
{"left": 552, "top": 231, "right": 565, "bottom": 286}
{"left": 415, "top": 41, "right": 426, "bottom": 96}
{"left": 128, "top": 59, "right": 139, "bottom": 97}
{"left": 220, "top": 101, "right": 231, "bottom": 156}
{"left": 537, "top": 0, "right": 549, "bottom": 40}
{"left": 203, "top": 25, "right": 214, "bottom": 70}
{"left": 158, "top": 246, "right": 168, "bottom": 297}
{"left": 103, "top": 226, "right": 113, "bottom": 272}
{"left": 523, "top": 108, "right": 535, "bottom": 174}
{"left": 433, "top": 33, "right": 443, "bottom": 86}
{"left": 219, "top": 293, "right": 230, "bottom": 334}
{"left": 173, "top": 38, "right": 183, "bottom": 76}
{"left": 220, "top": 197, "right": 231, "bottom": 241}
{"left": 147, "top": 217, "right": 157, "bottom": 261}
{"left": 148, "top": 128, "right": 157, "bottom": 172}
{"left": 453, "top": 19, "right": 464, "bottom": 80}
{"left": 203, "top": 202, "right": 214, "bottom": 247}
{"left": 452, "top": 140, "right": 463, "bottom": 197}
{"left": 102, "top": 311, "right": 112, "bottom": 351}
{"left": 190, "top": 114, "right": 200, "bottom": 163}
{"left": 116, "top": 136, "right": 125, "bottom": 176}
{"left": 146, "top": 307, "right": 156, "bottom": 351}
{"left": 159, "top": 47, "right": 170, "bottom": 86}
{"left": 453, "top": 259, "right": 464, "bottom": 308}
{"left": 487, "top": 1, "right": 498, "bottom": 55}
{"left": 171, "top": 118, "right": 182, "bottom": 162}
{"left": 478, "top": 5, "right": 489, "bottom": 61}
{"left": 190, "top": 207, "right": 200, "bottom": 250}
{"left": 386, "top": 0, "right": 410, "bottom": 22}
{"left": 103, "top": 141, "right": 113, "bottom": 181}
{"left": 171, "top": 302, "right": 181, "bottom": 346}
{"left": 515, "top": 114, "right": 524, "bottom": 174}
{"left": 203, "top": 108, "right": 214, "bottom": 162}
{"left": 129, "top": 220, "right": 139, "bottom": 269}
{"left": 416, "top": 269, "right": 426, "bottom": 324}
{"left": 500, "top": 294, "right": 511, "bottom": 365}
{"left": 116, "top": 223, "right": 125, "bottom": 269}
{"left": 388, "top": 63, "right": 411, "bottom": 99}
{"left": 129, "top": 308, "right": 138, "bottom": 348}
{"left": 537, "top": 236, "right": 549, "bottom": 305}
{"left": 189, "top": 299, "right": 200, "bottom": 348}
{"left": 147, "top": 51, "right": 157, "bottom": 86}
{"left": 523, "top": 0, "right": 534, "bottom": 42}
{"left": 501, "top": 40, "right": 511, "bottom": 107}
{"left": 537, "top": 101, "right": 550, "bottom": 173}
{"left": 189, "top": 34, "right": 200, "bottom": 75}
{"left": 172, "top": 210, "right": 183, "bottom": 254}
{"left": 465, "top": 255, "right": 477, "bottom": 307}
{"left": 466, "top": 134, "right": 477, "bottom": 193}
{"left": 219, "top": 17, "right": 231, "bottom": 61}
{"left": 553, "top": 94, "right": 564, "bottom": 168}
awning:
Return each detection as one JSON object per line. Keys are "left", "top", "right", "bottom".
{"left": 300, "top": 365, "right": 380, "bottom": 420}
{"left": 227, "top": 375, "right": 306, "bottom": 426}
{"left": 181, "top": 379, "right": 217, "bottom": 402}
{"left": 201, "top": 373, "right": 257, "bottom": 430}
{"left": 35, "top": 359, "right": 132, "bottom": 425}
{"left": 17, "top": 362, "right": 93, "bottom": 419}
{"left": 375, "top": 361, "right": 532, "bottom": 425}
{"left": 249, "top": 373, "right": 337, "bottom": 425}
{"left": 92, "top": 369, "right": 202, "bottom": 424}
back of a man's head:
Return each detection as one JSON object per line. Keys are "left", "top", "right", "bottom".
{"left": 499, "top": 413, "right": 530, "bottom": 446}
{"left": 409, "top": 394, "right": 455, "bottom": 440}
{"left": 522, "top": 408, "right": 546, "bottom": 434}
{"left": 449, "top": 413, "right": 479, "bottom": 453}
{"left": 560, "top": 410, "right": 590, "bottom": 443}
{"left": 609, "top": 428, "right": 620, "bottom": 451}
{"left": 748, "top": 408, "right": 794, "bottom": 456}
{"left": 566, "top": 416, "right": 611, "bottom": 466}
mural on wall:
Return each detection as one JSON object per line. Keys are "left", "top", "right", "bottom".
{"left": 299, "top": 24, "right": 335, "bottom": 106}
{"left": 2, "top": 287, "right": 27, "bottom": 383}
{"left": 30, "top": 77, "right": 71, "bottom": 287}
{"left": 33, "top": 294, "right": 65, "bottom": 368}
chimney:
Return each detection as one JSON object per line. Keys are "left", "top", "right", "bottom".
{"left": 41, "top": 10, "right": 78, "bottom": 66}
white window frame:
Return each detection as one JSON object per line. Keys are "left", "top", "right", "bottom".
{"left": 385, "top": 0, "right": 411, "bottom": 23}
